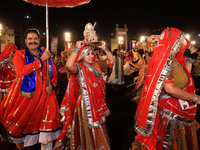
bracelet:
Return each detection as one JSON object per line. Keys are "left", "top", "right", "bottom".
{"left": 72, "top": 47, "right": 80, "bottom": 54}
{"left": 191, "top": 94, "right": 200, "bottom": 104}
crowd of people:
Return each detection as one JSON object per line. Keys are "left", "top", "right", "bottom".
{"left": 0, "top": 26, "right": 200, "bottom": 150}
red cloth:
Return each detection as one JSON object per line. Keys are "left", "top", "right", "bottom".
{"left": 135, "top": 28, "right": 196, "bottom": 150}
{"left": 0, "top": 43, "right": 18, "bottom": 61}
{"left": 0, "top": 49, "right": 61, "bottom": 137}
{"left": 55, "top": 46, "right": 109, "bottom": 150}
{"left": 0, "top": 62, "right": 16, "bottom": 92}
{"left": 0, "top": 43, "right": 18, "bottom": 92}
{"left": 24, "top": 0, "right": 90, "bottom": 7}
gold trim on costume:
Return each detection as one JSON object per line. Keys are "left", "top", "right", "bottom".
{"left": 135, "top": 32, "right": 185, "bottom": 137}
{"left": 42, "top": 118, "right": 60, "bottom": 123}
{"left": 20, "top": 90, "right": 34, "bottom": 98}
{"left": 3, "top": 79, "right": 20, "bottom": 120}
{"left": 32, "top": 62, "right": 35, "bottom": 71}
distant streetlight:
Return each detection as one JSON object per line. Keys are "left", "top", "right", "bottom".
{"left": 118, "top": 36, "right": 124, "bottom": 44}
{"left": 140, "top": 36, "right": 145, "bottom": 42}
{"left": 65, "top": 32, "right": 71, "bottom": 50}
{"left": 65, "top": 32, "right": 71, "bottom": 42}
{"left": 0, "top": 23, "right": 2, "bottom": 36}
{"left": 118, "top": 36, "right": 124, "bottom": 50}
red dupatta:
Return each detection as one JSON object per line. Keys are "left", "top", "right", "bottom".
{"left": 0, "top": 43, "right": 18, "bottom": 61}
{"left": 134, "top": 28, "right": 196, "bottom": 149}
{"left": 55, "top": 46, "right": 109, "bottom": 150}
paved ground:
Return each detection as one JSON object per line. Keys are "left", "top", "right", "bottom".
{"left": 1, "top": 79, "right": 200, "bottom": 150}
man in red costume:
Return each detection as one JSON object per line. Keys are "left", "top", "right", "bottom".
{"left": 0, "top": 28, "right": 61, "bottom": 150}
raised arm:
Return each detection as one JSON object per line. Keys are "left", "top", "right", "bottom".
{"left": 65, "top": 41, "right": 82, "bottom": 73}
{"left": 97, "top": 45, "right": 115, "bottom": 64}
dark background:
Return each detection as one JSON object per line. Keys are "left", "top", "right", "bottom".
{"left": 0, "top": 0, "right": 200, "bottom": 49}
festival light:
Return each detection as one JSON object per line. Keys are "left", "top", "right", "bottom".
{"left": 118, "top": 36, "right": 124, "bottom": 44}
{"left": 65, "top": 32, "right": 71, "bottom": 42}
{"left": 191, "top": 41, "right": 196, "bottom": 45}
{"left": 64, "top": 32, "right": 71, "bottom": 50}
{"left": 140, "top": 36, "right": 145, "bottom": 42}
{"left": 0, "top": 23, "right": 2, "bottom": 36}
{"left": 185, "top": 34, "right": 190, "bottom": 40}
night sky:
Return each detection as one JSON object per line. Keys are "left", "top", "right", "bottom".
{"left": 0, "top": 0, "right": 200, "bottom": 48}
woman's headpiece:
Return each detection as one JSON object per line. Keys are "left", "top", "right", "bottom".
{"left": 75, "top": 45, "right": 94, "bottom": 62}
{"left": 0, "top": 43, "right": 18, "bottom": 61}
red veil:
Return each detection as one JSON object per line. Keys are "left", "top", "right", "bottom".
{"left": 55, "top": 46, "right": 110, "bottom": 150}
{"left": 134, "top": 28, "right": 196, "bottom": 149}
{"left": 0, "top": 43, "right": 18, "bottom": 61}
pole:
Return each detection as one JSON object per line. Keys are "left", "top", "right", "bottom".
{"left": 46, "top": 0, "right": 50, "bottom": 94}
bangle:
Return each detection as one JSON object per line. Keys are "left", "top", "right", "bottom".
{"left": 191, "top": 94, "right": 200, "bottom": 104}
{"left": 72, "top": 47, "right": 80, "bottom": 54}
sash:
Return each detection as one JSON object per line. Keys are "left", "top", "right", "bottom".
{"left": 20, "top": 48, "right": 53, "bottom": 98}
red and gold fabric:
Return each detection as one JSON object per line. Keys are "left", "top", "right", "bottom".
{"left": 0, "top": 43, "right": 18, "bottom": 93}
{"left": 55, "top": 46, "right": 110, "bottom": 150}
{"left": 133, "top": 28, "right": 198, "bottom": 150}
{"left": 0, "top": 49, "right": 61, "bottom": 146}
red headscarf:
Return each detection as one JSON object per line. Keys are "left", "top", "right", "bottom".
{"left": 134, "top": 28, "right": 196, "bottom": 149}
{"left": 0, "top": 43, "right": 18, "bottom": 61}
{"left": 75, "top": 45, "right": 95, "bottom": 62}
{"left": 55, "top": 45, "right": 109, "bottom": 150}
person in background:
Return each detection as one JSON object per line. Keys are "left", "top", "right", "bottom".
{"left": 0, "top": 28, "right": 61, "bottom": 150}
{"left": 94, "top": 49, "right": 112, "bottom": 77}
{"left": 54, "top": 41, "right": 115, "bottom": 150}
{"left": 144, "top": 50, "right": 152, "bottom": 66}
{"left": 130, "top": 27, "right": 200, "bottom": 150}
{"left": 55, "top": 50, "right": 69, "bottom": 105}
{"left": 0, "top": 43, "right": 18, "bottom": 102}
{"left": 127, "top": 49, "right": 147, "bottom": 103}
{"left": 192, "top": 47, "right": 200, "bottom": 94}
{"left": 123, "top": 50, "right": 133, "bottom": 76}
{"left": 107, "top": 49, "right": 124, "bottom": 86}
